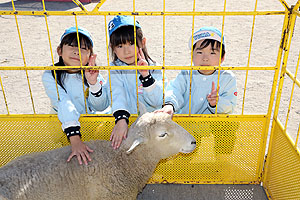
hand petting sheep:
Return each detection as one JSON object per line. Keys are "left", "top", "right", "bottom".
{"left": 0, "top": 112, "right": 196, "bottom": 200}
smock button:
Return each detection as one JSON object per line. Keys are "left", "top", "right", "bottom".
{"left": 200, "top": 98, "right": 203, "bottom": 101}
{"left": 203, "top": 77, "right": 206, "bottom": 81}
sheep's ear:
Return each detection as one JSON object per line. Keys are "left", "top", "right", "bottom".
{"left": 126, "top": 138, "right": 143, "bottom": 154}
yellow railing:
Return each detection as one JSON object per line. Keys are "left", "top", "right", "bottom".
{"left": 0, "top": 0, "right": 300, "bottom": 199}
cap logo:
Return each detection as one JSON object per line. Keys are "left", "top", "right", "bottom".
{"left": 108, "top": 22, "right": 115, "bottom": 31}
{"left": 193, "top": 32, "right": 211, "bottom": 41}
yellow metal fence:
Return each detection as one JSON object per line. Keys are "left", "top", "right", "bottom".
{"left": 0, "top": 0, "right": 299, "bottom": 199}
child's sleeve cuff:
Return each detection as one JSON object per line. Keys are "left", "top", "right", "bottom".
{"left": 113, "top": 110, "right": 130, "bottom": 124}
{"left": 139, "top": 74, "right": 155, "bottom": 87}
{"left": 89, "top": 82, "right": 102, "bottom": 97}
{"left": 64, "top": 126, "right": 81, "bottom": 139}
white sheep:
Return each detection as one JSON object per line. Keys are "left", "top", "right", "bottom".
{"left": 0, "top": 112, "right": 196, "bottom": 200}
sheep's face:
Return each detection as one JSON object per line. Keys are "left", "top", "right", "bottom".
{"left": 127, "top": 112, "right": 196, "bottom": 159}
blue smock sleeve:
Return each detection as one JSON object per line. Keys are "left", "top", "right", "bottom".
{"left": 141, "top": 69, "right": 167, "bottom": 109}
{"left": 42, "top": 70, "right": 80, "bottom": 130}
{"left": 165, "top": 70, "right": 189, "bottom": 112}
{"left": 87, "top": 74, "right": 111, "bottom": 112}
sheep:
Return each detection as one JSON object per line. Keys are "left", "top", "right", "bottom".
{"left": 0, "top": 112, "right": 196, "bottom": 200}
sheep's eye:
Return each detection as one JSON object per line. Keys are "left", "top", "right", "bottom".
{"left": 159, "top": 132, "right": 168, "bottom": 137}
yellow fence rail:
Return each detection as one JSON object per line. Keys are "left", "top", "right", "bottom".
{"left": 0, "top": 0, "right": 300, "bottom": 199}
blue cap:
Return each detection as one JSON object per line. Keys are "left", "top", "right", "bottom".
{"left": 189, "top": 26, "right": 225, "bottom": 50}
{"left": 108, "top": 15, "right": 141, "bottom": 37}
{"left": 60, "top": 26, "right": 94, "bottom": 47}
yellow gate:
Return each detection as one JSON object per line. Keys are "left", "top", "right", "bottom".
{"left": 0, "top": 0, "right": 299, "bottom": 199}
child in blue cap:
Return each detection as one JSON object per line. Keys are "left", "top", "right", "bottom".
{"left": 42, "top": 26, "right": 110, "bottom": 165}
{"left": 108, "top": 15, "right": 166, "bottom": 149}
{"left": 161, "top": 26, "right": 237, "bottom": 115}
{"left": 158, "top": 26, "right": 238, "bottom": 155}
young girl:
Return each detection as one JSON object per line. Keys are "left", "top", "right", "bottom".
{"left": 42, "top": 26, "right": 110, "bottom": 165}
{"left": 108, "top": 15, "right": 165, "bottom": 149}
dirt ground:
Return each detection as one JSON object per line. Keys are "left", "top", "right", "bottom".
{"left": 0, "top": 0, "right": 299, "bottom": 199}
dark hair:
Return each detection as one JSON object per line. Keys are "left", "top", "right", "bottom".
{"left": 193, "top": 39, "right": 225, "bottom": 58}
{"left": 109, "top": 26, "right": 154, "bottom": 65}
{"left": 51, "top": 33, "right": 93, "bottom": 92}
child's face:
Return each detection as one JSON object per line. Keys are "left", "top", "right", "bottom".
{"left": 58, "top": 39, "right": 91, "bottom": 71}
{"left": 113, "top": 42, "right": 136, "bottom": 65}
{"left": 193, "top": 39, "right": 224, "bottom": 75}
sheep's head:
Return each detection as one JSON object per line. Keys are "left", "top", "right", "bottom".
{"left": 126, "top": 112, "right": 196, "bottom": 159}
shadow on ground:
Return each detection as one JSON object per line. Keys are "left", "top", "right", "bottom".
{"left": 0, "top": 0, "right": 91, "bottom": 11}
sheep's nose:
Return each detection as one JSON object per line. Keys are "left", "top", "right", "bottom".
{"left": 191, "top": 141, "right": 196, "bottom": 145}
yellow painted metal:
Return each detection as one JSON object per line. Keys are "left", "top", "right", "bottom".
{"left": 0, "top": 0, "right": 299, "bottom": 197}
{"left": 11, "top": 0, "right": 36, "bottom": 115}
{"left": 262, "top": 10, "right": 291, "bottom": 186}
{"left": 263, "top": 121, "right": 300, "bottom": 200}
{"left": 0, "top": 114, "right": 267, "bottom": 184}
{"left": 188, "top": 0, "right": 196, "bottom": 116}
{"left": 294, "top": 0, "right": 300, "bottom": 11}
{"left": 0, "top": 65, "right": 278, "bottom": 70}
{"left": 0, "top": 76, "right": 9, "bottom": 115}
{"left": 263, "top": 1, "right": 300, "bottom": 198}
{"left": 162, "top": 0, "right": 166, "bottom": 105}
{"left": 242, "top": 0, "right": 258, "bottom": 115}
{"left": 72, "top": 0, "right": 88, "bottom": 12}
{"left": 41, "top": 0, "right": 61, "bottom": 102}
{"left": 92, "top": 0, "right": 107, "bottom": 12}
{"left": 0, "top": 11, "right": 287, "bottom": 17}
{"left": 215, "top": 0, "right": 227, "bottom": 115}
{"left": 284, "top": 52, "right": 300, "bottom": 131}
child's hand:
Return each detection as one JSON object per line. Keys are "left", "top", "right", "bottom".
{"left": 155, "top": 105, "right": 174, "bottom": 119}
{"left": 85, "top": 54, "right": 99, "bottom": 85}
{"left": 207, "top": 81, "right": 219, "bottom": 107}
{"left": 137, "top": 48, "right": 149, "bottom": 78}
{"left": 110, "top": 119, "right": 128, "bottom": 149}
{"left": 67, "top": 135, "right": 94, "bottom": 165}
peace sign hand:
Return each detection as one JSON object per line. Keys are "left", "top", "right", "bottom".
{"left": 137, "top": 48, "right": 149, "bottom": 78}
{"left": 85, "top": 54, "right": 99, "bottom": 85}
{"left": 207, "top": 81, "right": 219, "bottom": 107}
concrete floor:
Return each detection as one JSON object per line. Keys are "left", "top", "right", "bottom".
{"left": 138, "top": 184, "right": 268, "bottom": 200}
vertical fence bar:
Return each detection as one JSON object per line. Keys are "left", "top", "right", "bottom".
{"left": 0, "top": 76, "right": 9, "bottom": 115}
{"left": 296, "top": 123, "right": 300, "bottom": 148}
{"left": 215, "top": 0, "right": 227, "bottom": 114}
{"left": 92, "top": 0, "right": 107, "bottom": 12}
{"left": 188, "top": 0, "right": 196, "bottom": 116}
{"left": 242, "top": 0, "right": 258, "bottom": 115}
{"left": 133, "top": 0, "right": 140, "bottom": 113}
{"left": 74, "top": 15, "right": 88, "bottom": 114}
{"left": 162, "top": 0, "right": 166, "bottom": 105}
{"left": 41, "top": 0, "right": 61, "bottom": 102}
{"left": 284, "top": 51, "right": 300, "bottom": 130}
{"left": 262, "top": 9, "right": 295, "bottom": 183}
{"left": 104, "top": 15, "right": 113, "bottom": 107}
{"left": 11, "top": 0, "right": 36, "bottom": 114}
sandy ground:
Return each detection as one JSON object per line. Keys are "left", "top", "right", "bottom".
{"left": 0, "top": 0, "right": 299, "bottom": 148}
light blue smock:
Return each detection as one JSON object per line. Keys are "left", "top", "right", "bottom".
{"left": 165, "top": 70, "right": 237, "bottom": 114}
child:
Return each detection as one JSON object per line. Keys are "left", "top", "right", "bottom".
{"left": 42, "top": 26, "right": 110, "bottom": 165}
{"left": 161, "top": 26, "right": 237, "bottom": 115}
{"left": 159, "top": 26, "right": 238, "bottom": 155}
{"left": 108, "top": 15, "right": 165, "bottom": 149}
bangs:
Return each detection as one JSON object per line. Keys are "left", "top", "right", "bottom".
{"left": 61, "top": 33, "right": 92, "bottom": 49}
{"left": 199, "top": 39, "right": 220, "bottom": 52}
{"left": 193, "top": 39, "right": 225, "bottom": 57}
{"left": 110, "top": 26, "right": 138, "bottom": 48}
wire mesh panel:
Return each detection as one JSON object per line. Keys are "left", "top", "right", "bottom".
{"left": 0, "top": 115, "right": 267, "bottom": 184}
{"left": 264, "top": 122, "right": 300, "bottom": 200}
{"left": 149, "top": 115, "right": 266, "bottom": 183}
{"left": 0, "top": 1, "right": 299, "bottom": 198}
